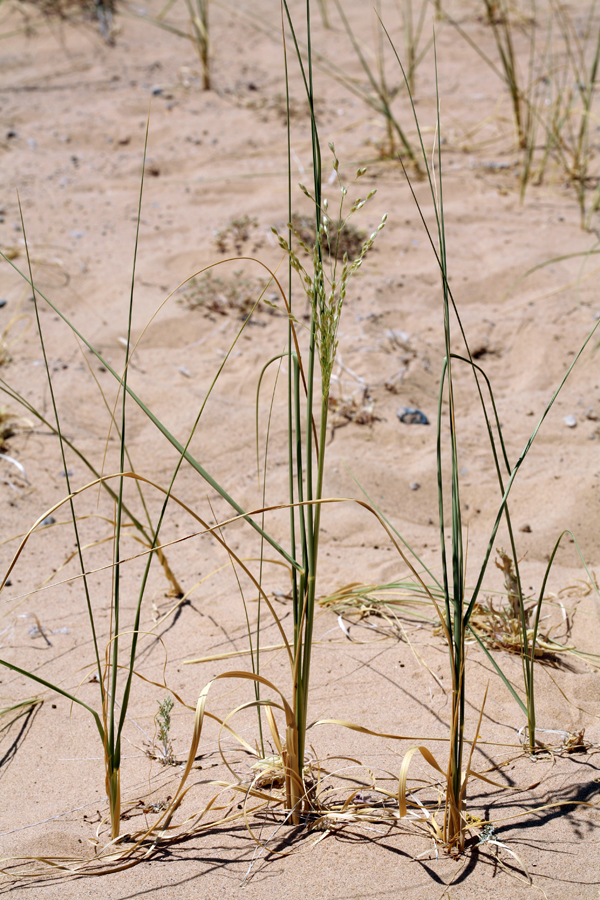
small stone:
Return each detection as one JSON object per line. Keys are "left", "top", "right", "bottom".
{"left": 0, "top": 300, "right": 6, "bottom": 308}
{"left": 586, "top": 408, "right": 598, "bottom": 421}
{"left": 409, "top": 482, "right": 420, "bottom": 491}
{"left": 397, "top": 407, "right": 429, "bottom": 425}
{"left": 520, "top": 524, "right": 532, "bottom": 533}
{"left": 564, "top": 415, "right": 577, "bottom": 428}
{"left": 41, "top": 515, "right": 56, "bottom": 527}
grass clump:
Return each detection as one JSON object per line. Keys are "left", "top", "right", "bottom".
{"left": 20, "top": 0, "right": 116, "bottom": 41}
{"left": 180, "top": 269, "right": 280, "bottom": 319}
{"left": 329, "top": 0, "right": 421, "bottom": 165}
{"left": 446, "top": 0, "right": 600, "bottom": 225}
{"left": 290, "top": 211, "right": 366, "bottom": 261}
{"left": 3, "top": 0, "right": 600, "bottom": 881}
{"left": 214, "top": 214, "right": 259, "bottom": 254}
{"left": 245, "top": 92, "right": 321, "bottom": 125}
{"left": 146, "top": 695, "right": 177, "bottom": 765}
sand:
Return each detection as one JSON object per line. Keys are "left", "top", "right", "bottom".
{"left": 0, "top": 0, "right": 599, "bottom": 896}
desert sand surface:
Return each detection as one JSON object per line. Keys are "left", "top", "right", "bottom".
{"left": 1, "top": 0, "right": 600, "bottom": 897}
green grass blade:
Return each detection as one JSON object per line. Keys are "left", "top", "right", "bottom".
{"left": 0, "top": 251, "right": 301, "bottom": 572}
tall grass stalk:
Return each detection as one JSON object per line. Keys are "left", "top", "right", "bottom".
{"left": 395, "top": 0, "right": 430, "bottom": 93}
{"left": 3, "top": 135, "right": 379, "bottom": 835}
{"left": 445, "top": 0, "right": 532, "bottom": 151}
{"left": 17, "top": 191, "right": 117, "bottom": 829}
{"left": 448, "top": 1, "right": 600, "bottom": 224}
{"left": 184, "top": 0, "right": 210, "bottom": 89}
{"left": 483, "top": 0, "right": 526, "bottom": 147}
{"left": 275, "top": 0, "right": 385, "bottom": 819}
{"left": 0, "top": 133, "right": 295, "bottom": 839}
{"left": 544, "top": 0, "right": 600, "bottom": 227}
{"left": 133, "top": 0, "right": 210, "bottom": 89}
{"left": 380, "top": 19, "right": 600, "bottom": 847}
{"left": 0, "top": 378, "right": 182, "bottom": 596}
{"left": 152, "top": 0, "right": 380, "bottom": 822}
{"left": 333, "top": 0, "right": 420, "bottom": 165}
{"left": 222, "top": 0, "right": 423, "bottom": 166}
{"left": 316, "top": 0, "right": 329, "bottom": 29}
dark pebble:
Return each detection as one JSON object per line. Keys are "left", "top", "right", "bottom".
{"left": 397, "top": 407, "right": 429, "bottom": 425}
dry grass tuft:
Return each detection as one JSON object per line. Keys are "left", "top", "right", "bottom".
{"left": 18, "top": 0, "right": 116, "bottom": 40}
{"left": 214, "top": 215, "right": 259, "bottom": 254}
{"left": 0, "top": 406, "right": 19, "bottom": 450}
{"left": 245, "top": 92, "right": 320, "bottom": 125}
{"left": 180, "top": 270, "right": 280, "bottom": 320}
{"left": 467, "top": 598, "right": 571, "bottom": 660}
{"left": 291, "top": 212, "right": 366, "bottom": 261}
{"left": 321, "top": 550, "right": 587, "bottom": 663}
{"left": 465, "top": 549, "right": 576, "bottom": 659}
{"left": 328, "top": 391, "right": 381, "bottom": 432}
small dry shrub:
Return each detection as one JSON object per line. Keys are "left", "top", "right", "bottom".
{"left": 449, "top": 550, "right": 575, "bottom": 660}
{"left": 180, "top": 270, "right": 279, "bottom": 319}
{"left": 328, "top": 391, "right": 380, "bottom": 432}
{"left": 246, "top": 92, "right": 322, "bottom": 125}
{"left": 18, "top": 0, "right": 115, "bottom": 41}
{"left": 214, "top": 215, "right": 258, "bottom": 254}
{"left": 291, "top": 212, "right": 366, "bottom": 261}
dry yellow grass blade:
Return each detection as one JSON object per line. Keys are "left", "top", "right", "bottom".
{"left": 0, "top": 470, "right": 295, "bottom": 666}
{"left": 184, "top": 643, "right": 288, "bottom": 664}
{"left": 313, "top": 717, "right": 519, "bottom": 749}
{"left": 398, "top": 745, "right": 445, "bottom": 818}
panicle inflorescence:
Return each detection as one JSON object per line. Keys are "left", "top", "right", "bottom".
{"left": 156, "top": 695, "right": 175, "bottom": 763}
{"left": 272, "top": 144, "right": 386, "bottom": 397}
